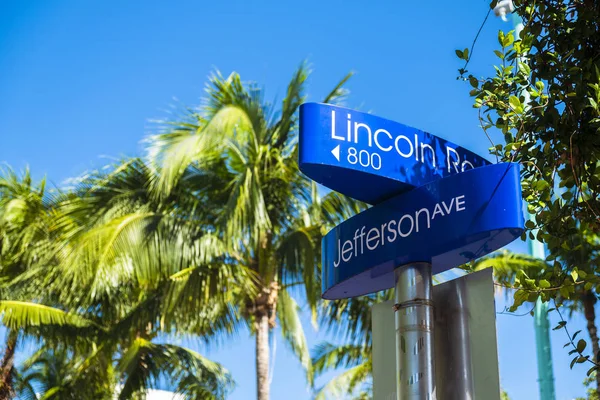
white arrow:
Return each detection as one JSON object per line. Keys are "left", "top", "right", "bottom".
{"left": 331, "top": 145, "right": 340, "bottom": 161}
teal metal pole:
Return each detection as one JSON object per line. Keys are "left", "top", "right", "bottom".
{"left": 534, "top": 296, "right": 556, "bottom": 399}
{"left": 528, "top": 216, "right": 555, "bottom": 400}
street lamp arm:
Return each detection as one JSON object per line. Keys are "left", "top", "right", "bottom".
{"left": 493, "top": 0, "right": 515, "bottom": 21}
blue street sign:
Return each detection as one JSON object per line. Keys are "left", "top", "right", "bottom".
{"left": 321, "top": 163, "right": 523, "bottom": 299}
{"left": 299, "top": 103, "right": 491, "bottom": 204}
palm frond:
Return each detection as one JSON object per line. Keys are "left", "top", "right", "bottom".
{"left": 117, "top": 338, "right": 233, "bottom": 400}
{"left": 0, "top": 301, "right": 102, "bottom": 331}
{"left": 313, "top": 360, "right": 371, "bottom": 400}
{"left": 276, "top": 225, "right": 320, "bottom": 322}
{"left": 162, "top": 264, "right": 246, "bottom": 340}
{"left": 16, "top": 342, "right": 116, "bottom": 400}
{"left": 311, "top": 342, "right": 368, "bottom": 378}
{"left": 322, "top": 71, "right": 354, "bottom": 105}
{"left": 150, "top": 105, "right": 252, "bottom": 200}
{"left": 13, "top": 368, "right": 39, "bottom": 400}
{"left": 220, "top": 141, "right": 272, "bottom": 248}
{"left": 319, "top": 191, "right": 368, "bottom": 231}
{"left": 466, "top": 250, "right": 547, "bottom": 286}
{"left": 204, "top": 71, "right": 267, "bottom": 143}
{"left": 318, "top": 290, "right": 392, "bottom": 347}
{"left": 269, "top": 62, "right": 309, "bottom": 149}
{"left": 277, "top": 288, "right": 312, "bottom": 381}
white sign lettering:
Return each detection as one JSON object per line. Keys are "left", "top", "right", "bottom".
{"left": 333, "top": 194, "right": 467, "bottom": 268}
{"left": 330, "top": 110, "right": 476, "bottom": 174}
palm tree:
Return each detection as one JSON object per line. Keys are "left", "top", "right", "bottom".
{"left": 0, "top": 166, "right": 56, "bottom": 398}
{"left": 0, "top": 299, "right": 235, "bottom": 400}
{"left": 13, "top": 345, "right": 114, "bottom": 400}
{"left": 0, "top": 161, "right": 238, "bottom": 399}
{"left": 147, "top": 62, "right": 355, "bottom": 400}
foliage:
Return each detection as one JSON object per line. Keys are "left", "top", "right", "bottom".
{"left": 14, "top": 346, "right": 115, "bottom": 400}
{"left": 146, "top": 61, "right": 360, "bottom": 399}
{"left": 457, "top": 0, "right": 600, "bottom": 380}
{"left": 575, "top": 372, "right": 600, "bottom": 400}
{"left": 0, "top": 163, "right": 237, "bottom": 399}
{"left": 0, "top": 64, "right": 360, "bottom": 400}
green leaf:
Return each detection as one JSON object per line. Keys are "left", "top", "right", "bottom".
{"left": 561, "top": 190, "right": 572, "bottom": 199}
{"left": 577, "top": 339, "right": 587, "bottom": 353}
{"left": 572, "top": 330, "right": 582, "bottom": 340}
{"left": 518, "top": 62, "right": 531, "bottom": 76}
{"left": 469, "top": 76, "right": 479, "bottom": 88}
{"left": 502, "top": 32, "right": 515, "bottom": 48}
{"left": 533, "top": 179, "right": 550, "bottom": 191}
{"left": 539, "top": 279, "right": 551, "bottom": 289}
{"left": 535, "top": 81, "right": 544, "bottom": 91}
{"left": 571, "top": 270, "right": 579, "bottom": 282}
{"left": 509, "top": 95, "right": 521, "bottom": 110}
{"left": 455, "top": 49, "right": 465, "bottom": 59}
{"left": 570, "top": 356, "right": 578, "bottom": 369}
{"left": 510, "top": 289, "right": 529, "bottom": 311}
{"left": 498, "top": 30, "right": 505, "bottom": 46}
{"left": 553, "top": 321, "right": 566, "bottom": 330}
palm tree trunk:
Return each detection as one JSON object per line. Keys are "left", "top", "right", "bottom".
{"left": 583, "top": 290, "right": 600, "bottom": 395}
{"left": 0, "top": 330, "right": 18, "bottom": 400}
{"left": 255, "top": 312, "right": 270, "bottom": 400}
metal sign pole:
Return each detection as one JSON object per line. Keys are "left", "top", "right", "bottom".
{"left": 394, "top": 263, "right": 437, "bottom": 400}
{"left": 375, "top": 269, "right": 502, "bottom": 400}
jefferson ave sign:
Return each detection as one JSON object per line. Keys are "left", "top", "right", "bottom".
{"left": 320, "top": 163, "right": 523, "bottom": 299}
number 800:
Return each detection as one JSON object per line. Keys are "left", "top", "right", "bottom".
{"left": 347, "top": 147, "right": 382, "bottom": 170}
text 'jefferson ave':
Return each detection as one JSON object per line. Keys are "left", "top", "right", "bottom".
{"left": 333, "top": 194, "right": 466, "bottom": 268}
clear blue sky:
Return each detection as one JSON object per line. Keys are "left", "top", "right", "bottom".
{"left": 0, "top": 1, "right": 592, "bottom": 399}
